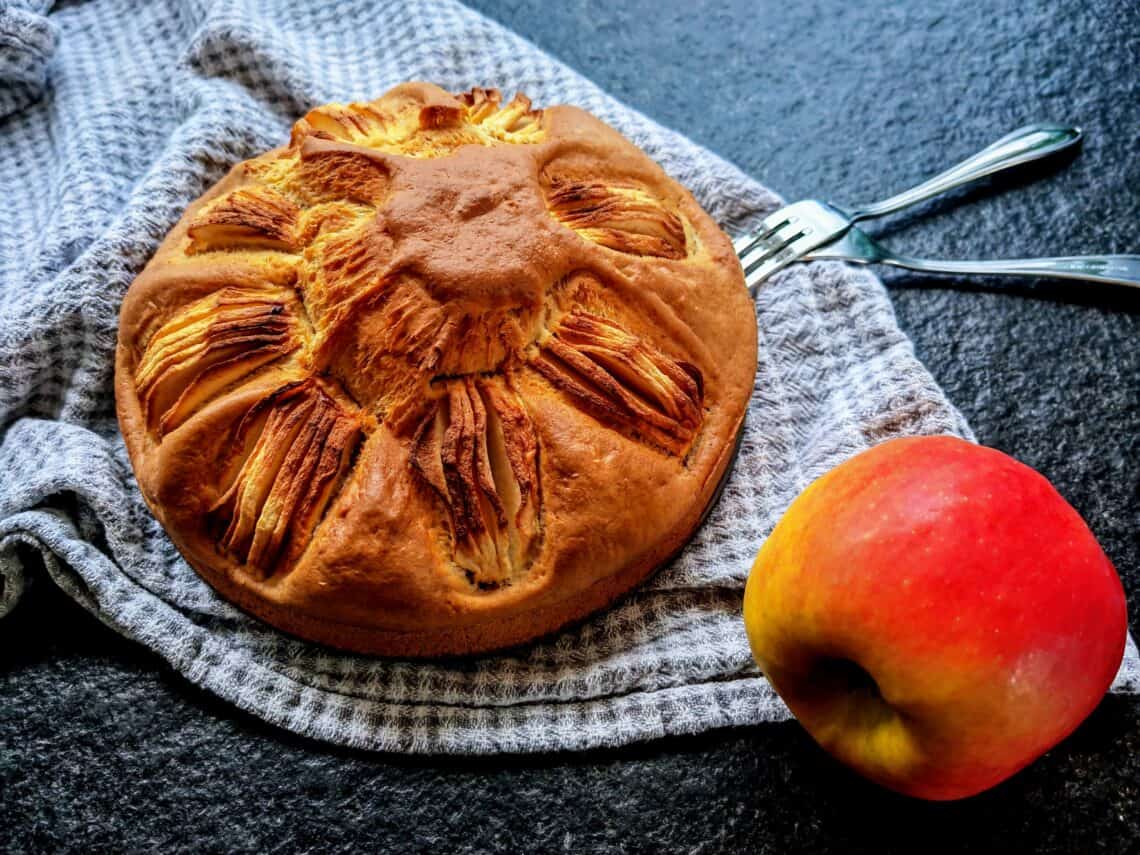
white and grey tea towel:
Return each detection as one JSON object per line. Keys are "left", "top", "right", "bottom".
{"left": 1, "top": 0, "right": 1136, "bottom": 754}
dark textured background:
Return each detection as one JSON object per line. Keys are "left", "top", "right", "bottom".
{"left": 3, "top": 0, "right": 1138, "bottom": 852}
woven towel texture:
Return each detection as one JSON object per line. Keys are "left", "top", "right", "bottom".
{"left": 0, "top": 0, "right": 57, "bottom": 116}
{"left": 1, "top": 0, "right": 1135, "bottom": 754}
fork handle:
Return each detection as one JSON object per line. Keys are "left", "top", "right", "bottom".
{"left": 849, "top": 124, "right": 1082, "bottom": 222}
{"left": 875, "top": 254, "right": 1140, "bottom": 288}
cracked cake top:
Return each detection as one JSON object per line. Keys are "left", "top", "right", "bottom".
{"left": 115, "top": 82, "right": 758, "bottom": 657}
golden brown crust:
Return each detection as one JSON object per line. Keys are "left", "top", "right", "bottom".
{"left": 114, "top": 82, "right": 757, "bottom": 657}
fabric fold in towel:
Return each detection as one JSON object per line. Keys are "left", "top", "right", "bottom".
{"left": 1, "top": 0, "right": 1136, "bottom": 754}
{"left": 0, "top": 0, "right": 59, "bottom": 117}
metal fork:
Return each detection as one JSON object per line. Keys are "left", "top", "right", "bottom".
{"left": 734, "top": 123, "right": 1082, "bottom": 294}
{"left": 801, "top": 220, "right": 1140, "bottom": 288}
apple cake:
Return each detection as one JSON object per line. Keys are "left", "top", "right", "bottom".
{"left": 115, "top": 82, "right": 758, "bottom": 657}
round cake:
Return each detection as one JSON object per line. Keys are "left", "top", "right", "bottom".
{"left": 115, "top": 82, "right": 758, "bottom": 657}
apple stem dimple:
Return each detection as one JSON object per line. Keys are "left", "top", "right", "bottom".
{"left": 815, "top": 657, "right": 883, "bottom": 702}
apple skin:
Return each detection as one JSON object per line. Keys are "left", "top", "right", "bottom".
{"left": 743, "top": 435, "right": 1127, "bottom": 801}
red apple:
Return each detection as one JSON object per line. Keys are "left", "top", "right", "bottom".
{"left": 743, "top": 435, "right": 1127, "bottom": 800}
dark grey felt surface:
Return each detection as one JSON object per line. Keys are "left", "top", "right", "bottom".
{"left": 2, "top": 0, "right": 1138, "bottom": 851}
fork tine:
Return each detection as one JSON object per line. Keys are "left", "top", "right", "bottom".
{"left": 745, "top": 253, "right": 795, "bottom": 289}
{"left": 735, "top": 224, "right": 795, "bottom": 266}
{"left": 735, "top": 199, "right": 849, "bottom": 292}
{"left": 732, "top": 207, "right": 799, "bottom": 255}
{"left": 740, "top": 226, "right": 807, "bottom": 275}
{"left": 742, "top": 229, "right": 822, "bottom": 292}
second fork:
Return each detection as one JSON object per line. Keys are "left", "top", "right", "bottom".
{"left": 735, "top": 123, "right": 1082, "bottom": 293}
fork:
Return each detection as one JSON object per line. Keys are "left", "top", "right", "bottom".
{"left": 801, "top": 222, "right": 1140, "bottom": 288}
{"left": 734, "top": 123, "right": 1082, "bottom": 294}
